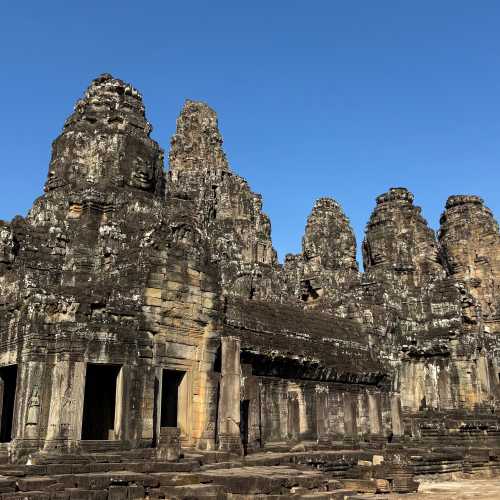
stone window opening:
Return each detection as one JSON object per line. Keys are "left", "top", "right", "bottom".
{"left": 0, "top": 365, "right": 17, "bottom": 443}
{"left": 81, "top": 363, "right": 122, "bottom": 440}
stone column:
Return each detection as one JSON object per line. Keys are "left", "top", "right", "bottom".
{"left": 315, "top": 387, "right": 330, "bottom": 443}
{"left": 43, "top": 359, "right": 85, "bottom": 452}
{"left": 10, "top": 360, "right": 46, "bottom": 458}
{"left": 196, "top": 371, "right": 220, "bottom": 450}
{"left": 477, "top": 354, "right": 491, "bottom": 403}
{"left": 217, "top": 336, "right": 242, "bottom": 453}
{"left": 368, "top": 392, "right": 382, "bottom": 436}
{"left": 330, "top": 390, "right": 344, "bottom": 438}
{"left": 437, "top": 365, "right": 452, "bottom": 410}
{"left": 357, "top": 392, "right": 370, "bottom": 437}
{"left": 390, "top": 393, "right": 403, "bottom": 437}
{"left": 343, "top": 393, "right": 357, "bottom": 439}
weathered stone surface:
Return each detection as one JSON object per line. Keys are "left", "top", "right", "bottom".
{"left": 167, "top": 100, "right": 283, "bottom": 301}
{"left": 363, "top": 188, "right": 442, "bottom": 280}
{"left": 284, "top": 197, "right": 360, "bottom": 314}
{"left": 0, "top": 73, "right": 500, "bottom": 497}
{"left": 45, "top": 73, "right": 165, "bottom": 196}
{"left": 439, "top": 195, "right": 500, "bottom": 334}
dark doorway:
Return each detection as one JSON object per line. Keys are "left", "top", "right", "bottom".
{"left": 161, "top": 370, "right": 185, "bottom": 427}
{"left": 240, "top": 399, "right": 250, "bottom": 454}
{"left": 0, "top": 365, "right": 17, "bottom": 442}
{"left": 81, "top": 364, "right": 121, "bottom": 440}
{"left": 287, "top": 394, "right": 300, "bottom": 440}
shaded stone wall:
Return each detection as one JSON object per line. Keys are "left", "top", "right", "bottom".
{"left": 250, "top": 376, "right": 393, "bottom": 444}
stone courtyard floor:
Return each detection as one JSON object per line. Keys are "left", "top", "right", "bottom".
{"left": 389, "top": 478, "right": 500, "bottom": 499}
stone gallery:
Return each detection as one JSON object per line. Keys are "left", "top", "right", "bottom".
{"left": 0, "top": 74, "right": 499, "bottom": 498}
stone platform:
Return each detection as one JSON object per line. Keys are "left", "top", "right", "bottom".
{"left": 0, "top": 441, "right": 497, "bottom": 499}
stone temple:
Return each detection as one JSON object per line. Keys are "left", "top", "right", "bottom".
{"left": 0, "top": 74, "right": 499, "bottom": 498}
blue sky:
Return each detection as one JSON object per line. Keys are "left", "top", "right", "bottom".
{"left": 1, "top": 2, "right": 499, "bottom": 265}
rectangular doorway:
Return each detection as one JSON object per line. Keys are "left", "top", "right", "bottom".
{"left": 160, "top": 370, "right": 186, "bottom": 428}
{"left": 81, "top": 364, "right": 121, "bottom": 440}
{"left": 240, "top": 399, "right": 250, "bottom": 454}
{"left": 0, "top": 365, "right": 17, "bottom": 442}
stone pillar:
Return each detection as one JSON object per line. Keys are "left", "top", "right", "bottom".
{"left": 437, "top": 365, "right": 452, "bottom": 410}
{"left": 368, "top": 392, "right": 382, "bottom": 435}
{"left": 43, "top": 359, "right": 85, "bottom": 453}
{"left": 477, "top": 354, "right": 491, "bottom": 403}
{"left": 330, "top": 390, "right": 345, "bottom": 438}
{"left": 343, "top": 393, "right": 357, "bottom": 439}
{"left": 10, "top": 360, "right": 45, "bottom": 458}
{"left": 140, "top": 364, "right": 156, "bottom": 446}
{"left": 316, "top": 387, "right": 330, "bottom": 442}
{"left": 381, "top": 393, "right": 393, "bottom": 438}
{"left": 357, "top": 392, "right": 370, "bottom": 437}
{"left": 196, "top": 371, "right": 220, "bottom": 450}
{"left": 217, "top": 336, "right": 242, "bottom": 453}
{"left": 301, "top": 384, "right": 316, "bottom": 440}
{"left": 390, "top": 394, "right": 403, "bottom": 437}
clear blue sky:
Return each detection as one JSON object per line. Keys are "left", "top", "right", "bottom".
{"left": 1, "top": 2, "right": 499, "bottom": 265}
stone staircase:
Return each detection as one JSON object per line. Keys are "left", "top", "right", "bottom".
{"left": 0, "top": 446, "right": 420, "bottom": 499}
{"left": 0, "top": 437, "right": 498, "bottom": 498}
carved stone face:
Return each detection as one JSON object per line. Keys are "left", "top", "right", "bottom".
{"left": 364, "top": 236, "right": 388, "bottom": 267}
{"left": 124, "top": 137, "right": 161, "bottom": 192}
{"left": 129, "top": 154, "right": 154, "bottom": 191}
{"left": 45, "top": 133, "right": 97, "bottom": 191}
{"left": 45, "top": 153, "right": 69, "bottom": 191}
{"left": 45, "top": 163, "right": 61, "bottom": 191}
{"left": 45, "top": 129, "right": 163, "bottom": 194}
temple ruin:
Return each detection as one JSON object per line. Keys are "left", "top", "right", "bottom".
{"left": 0, "top": 73, "right": 499, "bottom": 498}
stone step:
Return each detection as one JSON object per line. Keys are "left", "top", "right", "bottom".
{"left": 152, "top": 483, "right": 225, "bottom": 499}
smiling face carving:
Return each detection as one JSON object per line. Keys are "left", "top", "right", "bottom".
{"left": 124, "top": 136, "right": 162, "bottom": 193}
{"left": 129, "top": 154, "right": 154, "bottom": 191}
{"left": 44, "top": 131, "right": 164, "bottom": 194}
{"left": 44, "top": 132, "right": 112, "bottom": 191}
{"left": 43, "top": 75, "right": 165, "bottom": 196}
